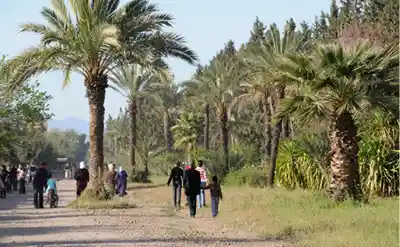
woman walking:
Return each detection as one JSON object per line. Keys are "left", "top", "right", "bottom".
{"left": 116, "top": 166, "right": 128, "bottom": 197}
{"left": 74, "top": 161, "right": 89, "bottom": 197}
{"left": 104, "top": 163, "right": 117, "bottom": 197}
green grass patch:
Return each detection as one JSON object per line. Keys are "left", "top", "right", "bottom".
{"left": 219, "top": 186, "right": 399, "bottom": 247}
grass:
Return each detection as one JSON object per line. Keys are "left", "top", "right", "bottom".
{"left": 220, "top": 186, "right": 399, "bottom": 247}
{"left": 67, "top": 188, "right": 137, "bottom": 209}
{"left": 131, "top": 176, "right": 399, "bottom": 247}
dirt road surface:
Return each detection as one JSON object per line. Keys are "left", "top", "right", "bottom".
{"left": 0, "top": 179, "right": 290, "bottom": 247}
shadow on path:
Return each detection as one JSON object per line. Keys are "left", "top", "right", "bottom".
{"left": 128, "top": 184, "right": 165, "bottom": 191}
{"left": 0, "top": 187, "right": 33, "bottom": 211}
{"left": 0, "top": 237, "right": 275, "bottom": 247}
{"left": 0, "top": 213, "right": 85, "bottom": 222}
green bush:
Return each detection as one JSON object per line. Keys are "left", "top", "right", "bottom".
{"left": 148, "top": 151, "right": 185, "bottom": 176}
{"left": 224, "top": 167, "right": 269, "bottom": 188}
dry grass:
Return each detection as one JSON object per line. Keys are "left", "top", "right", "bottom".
{"left": 220, "top": 187, "right": 399, "bottom": 247}
{"left": 131, "top": 176, "right": 399, "bottom": 247}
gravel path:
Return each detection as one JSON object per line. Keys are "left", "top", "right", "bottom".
{"left": 0, "top": 179, "right": 290, "bottom": 247}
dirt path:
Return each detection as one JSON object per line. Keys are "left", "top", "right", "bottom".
{"left": 0, "top": 179, "right": 289, "bottom": 247}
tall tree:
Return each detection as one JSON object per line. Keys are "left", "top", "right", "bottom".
{"left": 7, "top": 0, "right": 197, "bottom": 195}
{"left": 110, "top": 64, "right": 158, "bottom": 175}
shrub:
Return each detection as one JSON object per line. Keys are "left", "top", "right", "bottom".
{"left": 224, "top": 167, "right": 268, "bottom": 188}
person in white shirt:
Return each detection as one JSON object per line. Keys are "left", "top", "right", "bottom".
{"left": 17, "top": 164, "right": 26, "bottom": 194}
{"left": 195, "top": 160, "right": 207, "bottom": 208}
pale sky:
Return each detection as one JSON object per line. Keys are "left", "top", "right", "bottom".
{"left": 0, "top": 0, "right": 330, "bottom": 121}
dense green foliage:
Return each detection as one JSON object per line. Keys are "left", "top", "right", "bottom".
{"left": 1, "top": 0, "right": 398, "bottom": 200}
{"left": 104, "top": 0, "right": 399, "bottom": 199}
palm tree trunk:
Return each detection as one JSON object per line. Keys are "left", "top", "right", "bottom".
{"left": 262, "top": 95, "right": 272, "bottom": 157}
{"left": 203, "top": 104, "right": 210, "bottom": 150}
{"left": 282, "top": 118, "right": 290, "bottom": 138}
{"left": 220, "top": 104, "right": 229, "bottom": 174}
{"left": 329, "top": 111, "right": 363, "bottom": 202}
{"left": 129, "top": 99, "right": 137, "bottom": 176}
{"left": 85, "top": 74, "right": 107, "bottom": 194}
{"left": 268, "top": 87, "right": 285, "bottom": 187}
{"left": 163, "top": 110, "right": 173, "bottom": 150}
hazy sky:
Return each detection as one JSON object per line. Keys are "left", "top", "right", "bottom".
{"left": 0, "top": 0, "right": 330, "bottom": 121}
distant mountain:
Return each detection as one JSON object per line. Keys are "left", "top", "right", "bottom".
{"left": 48, "top": 117, "right": 89, "bottom": 135}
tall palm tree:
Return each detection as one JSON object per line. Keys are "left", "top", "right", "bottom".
{"left": 182, "top": 69, "right": 213, "bottom": 150}
{"left": 109, "top": 64, "right": 159, "bottom": 175}
{"left": 7, "top": 0, "right": 197, "bottom": 193}
{"left": 242, "top": 21, "right": 308, "bottom": 187}
{"left": 149, "top": 78, "right": 181, "bottom": 150}
{"left": 276, "top": 42, "right": 398, "bottom": 201}
{"left": 183, "top": 58, "right": 248, "bottom": 172}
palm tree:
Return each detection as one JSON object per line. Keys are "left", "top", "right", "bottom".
{"left": 276, "top": 42, "right": 398, "bottom": 201}
{"left": 109, "top": 64, "right": 159, "bottom": 175}
{"left": 182, "top": 67, "right": 213, "bottom": 150}
{"left": 149, "top": 78, "right": 181, "bottom": 150}
{"left": 7, "top": 0, "right": 197, "bottom": 194}
{"left": 171, "top": 111, "right": 203, "bottom": 162}
{"left": 183, "top": 58, "right": 248, "bottom": 172}
{"left": 242, "top": 20, "right": 308, "bottom": 187}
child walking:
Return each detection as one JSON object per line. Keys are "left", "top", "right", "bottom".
{"left": 204, "top": 176, "right": 223, "bottom": 217}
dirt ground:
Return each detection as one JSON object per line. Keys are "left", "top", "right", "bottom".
{"left": 0, "top": 179, "right": 290, "bottom": 247}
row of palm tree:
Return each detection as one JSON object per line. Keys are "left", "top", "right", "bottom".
{"left": 6, "top": 0, "right": 198, "bottom": 195}
{"left": 103, "top": 15, "right": 398, "bottom": 202}
{"left": 177, "top": 21, "right": 398, "bottom": 201}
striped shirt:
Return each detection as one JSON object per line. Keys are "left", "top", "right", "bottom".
{"left": 196, "top": 167, "right": 207, "bottom": 182}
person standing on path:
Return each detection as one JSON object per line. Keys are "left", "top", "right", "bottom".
{"left": 183, "top": 161, "right": 201, "bottom": 217}
{"left": 0, "top": 165, "right": 8, "bottom": 196}
{"left": 17, "top": 165, "right": 26, "bottom": 194}
{"left": 0, "top": 177, "right": 5, "bottom": 199}
{"left": 116, "top": 166, "right": 128, "bottom": 197}
{"left": 104, "top": 163, "right": 117, "bottom": 197}
{"left": 196, "top": 160, "right": 208, "bottom": 208}
{"left": 32, "top": 162, "right": 49, "bottom": 209}
{"left": 74, "top": 161, "right": 89, "bottom": 197}
{"left": 167, "top": 161, "right": 184, "bottom": 208}
{"left": 9, "top": 165, "right": 18, "bottom": 192}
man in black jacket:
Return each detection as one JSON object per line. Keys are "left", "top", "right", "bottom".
{"left": 33, "top": 162, "right": 49, "bottom": 209}
{"left": 167, "top": 161, "right": 184, "bottom": 208}
{"left": 9, "top": 165, "right": 18, "bottom": 191}
{"left": 183, "top": 160, "right": 201, "bottom": 218}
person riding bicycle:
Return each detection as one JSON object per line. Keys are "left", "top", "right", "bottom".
{"left": 45, "top": 172, "right": 58, "bottom": 206}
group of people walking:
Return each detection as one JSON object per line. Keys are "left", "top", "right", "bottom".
{"left": 73, "top": 162, "right": 128, "bottom": 198}
{"left": 0, "top": 164, "right": 28, "bottom": 199}
{"left": 104, "top": 163, "right": 128, "bottom": 197}
{"left": 167, "top": 160, "right": 223, "bottom": 218}
{"left": 0, "top": 162, "right": 58, "bottom": 209}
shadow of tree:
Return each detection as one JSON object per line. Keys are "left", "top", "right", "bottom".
{"left": 0, "top": 237, "right": 276, "bottom": 247}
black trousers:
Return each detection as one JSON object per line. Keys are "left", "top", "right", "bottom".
{"left": 0, "top": 190, "right": 5, "bottom": 198}
{"left": 6, "top": 181, "right": 12, "bottom": 193}
{"left": 186, "top": 194, "right": 197, "bottom": 217}
{"left": 19, "top": 179, "right": 26, "bottom": 194}
{"left": 172, "top": 184, "right": 182, "bottom": 207}
{"left": 33, "top": 188, "right": 44, "bottom": 209}
{"left": 12, "top": 179, "right": 18, "bottom": 191}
